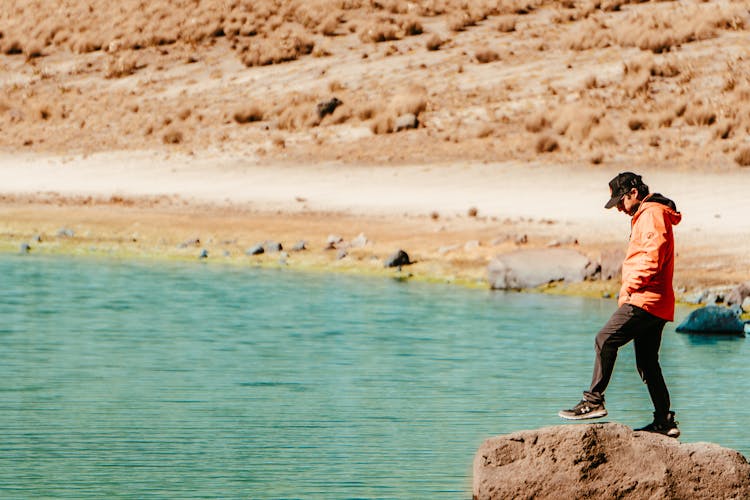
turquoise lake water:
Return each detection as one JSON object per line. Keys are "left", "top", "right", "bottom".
{"left": 1, "top": 254, "right": 747, "bottom": 499}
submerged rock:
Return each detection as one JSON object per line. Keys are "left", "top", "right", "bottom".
{"left": 487, "top": 248, "right": 593, "bottom": 290}
{"left": 676, "top": 305, "right": 745, "bottom": 334}
{"left": 474, "top": 423, "right": 750, "bottom": 500}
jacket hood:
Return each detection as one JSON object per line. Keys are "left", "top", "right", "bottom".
{"left": 634, "top": 193, "right": 682, "bottom": 225}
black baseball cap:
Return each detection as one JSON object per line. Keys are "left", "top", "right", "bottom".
{"left": 604, "top": 172, "right": 643, "bottom": 209}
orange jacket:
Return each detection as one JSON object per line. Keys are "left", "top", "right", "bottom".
{"left": 618, "top": 193, "right": 682, "bottom": 321}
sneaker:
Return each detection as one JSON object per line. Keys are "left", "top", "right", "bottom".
{"left": 558, "top": 399, "right": 608, "bottom": 420}
{"left": 636, "top": 411, "right": 680, "bottom": 438}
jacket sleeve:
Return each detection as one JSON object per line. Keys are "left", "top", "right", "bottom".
{"left": 618, "top": 208, "right": 667, "bottom": 305}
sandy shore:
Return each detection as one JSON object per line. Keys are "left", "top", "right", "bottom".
{"left": 1, "top": 151, "right": 748, "bottom": 297}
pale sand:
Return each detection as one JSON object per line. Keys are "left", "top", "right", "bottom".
{"left": 1, "top": 151, "right": 748, "bottom": 295}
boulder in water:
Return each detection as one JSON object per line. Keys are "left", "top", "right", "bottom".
{"left": 487, "top": 248, "right": 594, "bottom": 290}
{"left": 675, "top": 305, "right": 745, "bottom": 334}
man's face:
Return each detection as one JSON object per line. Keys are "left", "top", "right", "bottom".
{"left": 616, "top": 188, "right": 640, "bottom": 216}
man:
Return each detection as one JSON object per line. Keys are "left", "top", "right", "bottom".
{"left": 558, "top": 172, "right": 682, "bottom": 438}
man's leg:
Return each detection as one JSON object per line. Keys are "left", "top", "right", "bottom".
{"left": 632, "top": 310, "right": 670, "bottom": 419}
{"left": 560, "top": 304, "right": 640, "bottom": 420}
{"left": 584, "top": 304, "right": 640, "bottom": 404}
{"left": 632, "top": 309, "right": 680, "bottom": 437}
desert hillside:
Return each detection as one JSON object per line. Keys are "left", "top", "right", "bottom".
{"left": 2, "top": 0, "right": 750, "bottom": 168}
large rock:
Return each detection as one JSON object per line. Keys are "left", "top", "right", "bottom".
{"left": 726, "top": 281, "right": 750, "bottom": 309}
{"left": 675, "top": 305, "right": 745, "bottom": 334}
{"left": 384, "top": 249, "right": 411, "bottom": 268}
{"left": 474, "top": 423, "right": 750, "bottom": 500}
{"left": 487, "top": 248, "right": 594, "bottom": 289}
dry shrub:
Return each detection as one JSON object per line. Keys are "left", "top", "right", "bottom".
{"left": 391, "top": 92, "right": 427, "bottom": 117}
{"left": 426, "top": 34, "right": 443, "bottom": 51}
{"left": 71, "top": 35, "right": 102, "bottom": 54}
{"left": 234, "top": 105, "right": 265, "bottom": 124}
{"left": 524, "top": 113, "right": 550, "bottom": 133}
{"left": 476, "top": 48, "right": 500, "bottom": 63}
{"left": 328, "top": 104, "right": 353, "bottom": 125}
{"left": 400, "top": 17, "right": 423, "bottom": 36}
{"left": 623, "top": 65, "right": 651, "bottom": 97}
{"left": 582, "top": 75, "right": 598, "bottom": 89}
{"left": 242, "top": 27, "right": 314, "bottom": 67}
{"left": 496, "top": 15, "right": 517, "bottom": 32}
{"left": 36, "top": 105, "right": 52, "bottom": 121}
{"left": 650, "top": 59, "right": 681, "bottom": 78}
{"left": 735, "top": 147, "right": 750, "bottom": 167}
{"left": 535, "top": 135, "right": 559, "bottom": 153}
{"left": 614, "top": 4, "right": 747, "bottom": 53}
{"left": 273, "top": 93, "right": 319, "bottom": 130}
{"left": 553, "top": 107, "right": 601, "bottom": 142}
{"left": 24, "top": 43, "right": 43, "bottom": 60}
{"left": 565, "top": 3, "right": 747, "bottom": 54}
{"left": 674, "top": 102, "right": 687, "bottom": 118}
{"left": 370, "top": 90, "right": 427, "bottom": 134}
{"left": 684, "top": 105, "right": 717, "bottom": 127}
{"left": 588, "top": 119, "right": 617, "bottom": 146}
{"left": 371, "top": 114, "right": 394, "bottom": 135}
{"left": 162, "top": 129, "right": 183, "bottom": 144}
{"left": 657, "top": 111, "right": 674, "bottom": 128}
{"left": 2, "top": 39, "right": 23, "bottom": 55}
{"left": 628, "top": 117, "right": 648, "bottom": 131}
{"left": 359, "top": 19, "right": 400, "bottom": 43}
{"left": 476, "top": 124, "right": 494, "bottom": 138}
{"left": 448, "top": 12, "right": 477, "bottom": 32}
{"left": 104, "top": 54, "right": 138, "bottom": 78}
{"left": 318, "top": 14, "right": 341, "bottom": 36}
{"left": 716, "top": 121, "right": 735, "bottom": 140}
{"left": 564, "top": 18, "right": 610, "bottom": 50}
{"left": 358, "top": 105, "right": 376, "bottom": 121}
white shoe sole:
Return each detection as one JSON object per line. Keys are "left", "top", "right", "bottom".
{"left": 558, "top": 408, "right": 608, "bottom": 420}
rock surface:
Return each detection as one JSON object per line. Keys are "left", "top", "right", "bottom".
{"left": 487, "top": 248, "right": 593, "bottom": 289}
{"left": 474, "top": 423, "right": 750, "bottom": 500}
{"left": 384, "top": 249, "right": 411, "bottom": 268}
{"left": 726, "top": 281, "right": 750, "bottom": 309}
{"left": 675, "top": 305, "right": 745, "bottom": 334}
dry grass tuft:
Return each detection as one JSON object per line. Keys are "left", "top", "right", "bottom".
{"left": 476, "top": 48, "right": 501, "bottom": 64}
{"left": 370, "top": 90, "right": 427, "bottom": 134}
{"left": 524, "top": 114, "right": 550, "bottom": 133}
{"left": 426, "top": 34, "right": 443, "bottom": 51}
{"left": 496, "top": 16, "right": 517, "bottom": 33}
{"left": 628, "top": 117, "right": 648, "bottom": 131}
{"left": 684, "top": 105, "right": 717, "bottom": 127}
{"left": 535, "top": 135, "right": 559, "bottom": 153}
{"left": 241, "top": 27, "right": 314, "bottom": 67}
{"left": 359, "top": 19, "right": 400, "bottom": 43}
{"left": 735, "top": 147, "right": 750, "bottom": 167}
{"left": 162, "top": 129, "right": 183, "bottom": 144}
{"left": 234, "top": 105, "right": 265, "bottom": 124}
{"left": 104, "top": 54, "right": 139, "bottom": 78}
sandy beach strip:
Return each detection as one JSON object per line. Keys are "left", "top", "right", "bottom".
{"left": 1, "top": 152, "right": 749, "bottom": 294}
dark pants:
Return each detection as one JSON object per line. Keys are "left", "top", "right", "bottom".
{"left": 584, "top": 304, "right": 671, "bottom": 419}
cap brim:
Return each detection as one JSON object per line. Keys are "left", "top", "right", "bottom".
{"left": 604, "top": 196, "right": 619, "bottom": 209}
